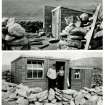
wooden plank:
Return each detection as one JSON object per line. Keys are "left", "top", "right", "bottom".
{"left": 52, "top": 6, "right": 61, "bottom": 39}
{"left": 85, "top": 4, "right": 101, "bottom": 50}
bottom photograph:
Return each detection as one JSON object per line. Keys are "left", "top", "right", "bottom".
{"left": 2, "top": 51, "right": 103, "bottom": 105}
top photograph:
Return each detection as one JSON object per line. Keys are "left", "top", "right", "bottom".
{"left": 2, "top": 0, "right": 103, "bottom": 50}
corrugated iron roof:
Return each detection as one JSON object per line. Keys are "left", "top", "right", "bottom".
{"left": 11, "top": 55, "right": 70, "bottom": 63}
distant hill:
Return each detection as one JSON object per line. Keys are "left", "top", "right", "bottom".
{"left": 70, "top": 57, "right": 102, "bottom": 69}
{"left": 2, "top": 0, "right": 101, "bottom": 21}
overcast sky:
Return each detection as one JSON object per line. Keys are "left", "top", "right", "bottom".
{"left": 2, "top": 0, "right": 102, "bottom": 20}
{"left": 2, "top": 51, "right": 102, "bottom": 65}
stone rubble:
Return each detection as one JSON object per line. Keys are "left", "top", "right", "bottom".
{"left": 2, "top": 81, "right": 102, "bottom": 105}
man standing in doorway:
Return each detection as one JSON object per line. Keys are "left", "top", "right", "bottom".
{"left": 56, "top": 66, "right": 64, "bottom": 90}
{"left": 47, "top": 64, "right": 57, "bottom": 90}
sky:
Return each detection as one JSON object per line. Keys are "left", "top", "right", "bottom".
{"left": 2, "top": 0, "right": 102, "bottom": 20}
{"left": 2, "top": 51, "right": 102, "bottom": 65}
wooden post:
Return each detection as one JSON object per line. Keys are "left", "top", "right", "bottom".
{"left": 85, "top": 4, "right": 101, "bottom": 50}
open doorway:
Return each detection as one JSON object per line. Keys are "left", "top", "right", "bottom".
{"left": 56, "top": 61, "right": 65, "bottom": 90}
{"left": 69, "top": 68, "right": 71, "bottom": 89}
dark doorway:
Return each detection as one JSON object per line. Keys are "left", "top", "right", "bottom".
{"left": 56, "top": 61, "right": 65, "bottom": 90}
{"left": 69, "top": 68, "right": 71, "bottom": 89}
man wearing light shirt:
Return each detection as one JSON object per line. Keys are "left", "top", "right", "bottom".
{"left": 47, "top": 64, "right": 57, "bottom": 90}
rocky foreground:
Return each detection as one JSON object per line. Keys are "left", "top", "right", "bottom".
{"left": 2, "top": 80, "right": 102, "bottom": 105}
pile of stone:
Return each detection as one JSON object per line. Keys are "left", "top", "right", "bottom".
{"left": 58, "top": 14, "right": 90, "bottom": 50}
{"left": 2, "top": 17, "right": 49, "bottom": 50}
{"left": 2, "top": 17, "right": 29, "bottom": 50}
{"left": 66, "top": 27, "right": 86, "bottom": 49}
{"left": 55, "top": 87, "right": 102, "bottom": 105}
{"left": 2, "top": 80, "right": 44, "bottom": 105}
{"left": 58, "top": 7, "right": 103, "bottom": 50}
{"left": 2, "top": 80, "right": 102, "bottom": 105}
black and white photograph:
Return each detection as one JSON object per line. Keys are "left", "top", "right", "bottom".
{"left": 2, "top": 0, "right": 103, "bottom": 50}
{"left": 2, "top": 51, "right": 103, "bottom": 105}
{"left": 1, "top": 0, "right": 104, "bottom": 105}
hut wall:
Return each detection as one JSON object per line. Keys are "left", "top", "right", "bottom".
{"left": 43, "top": 6, "right": 55, "bottom": 33}
{"left": 20, "top": 57, "right": 49, "bottom": 90}
{"left": 71, "top": 69, "right": 83, "bottom": 90}
{"left": 70, "top": 68, "right": 93, "bottom": 90}
{"left": 11, "top": 56, "right": 70, "bottom": 90}
{"left": 11, "top": 58, "right": 23, "bottom": 83}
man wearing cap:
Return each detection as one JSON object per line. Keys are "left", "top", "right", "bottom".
{"left": 47, "top": 64, "right": 57, "bottom": 90}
